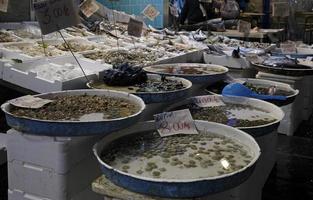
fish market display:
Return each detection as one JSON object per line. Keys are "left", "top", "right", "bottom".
{"left": 145, "top": 65, "right": 226, "bottom": 75}
{"left": 101, "top": 130, "right": 254, "bottom": 179}
{"left": 102, "top": 64, "right": 147, "bottom": 86}
{"left": 55, "top": 40, "right": 96, "bottom": 52}
{"left": 90, "top": 64, "right": 186, "bottom": 93}
{"left": 0, "top": 31, "right": 20, "bottom": 43}
{"left": 10, "top": 95, "right": 140, "bottom": 120}
{"left": 244, "top": 83, "right": 293, "bottom": 96}
{"left": 4, "top": 43, "right": 65, "bottom": 57}
{"left": 83, "top": 49, "right": 162, "bottom": 66}
{"left": 175, "top": 103, "right": 276, "bottom": 128}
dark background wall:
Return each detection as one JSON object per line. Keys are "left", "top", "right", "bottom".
{"left": 0, "top": 0, "right": 31, "bottom": 22}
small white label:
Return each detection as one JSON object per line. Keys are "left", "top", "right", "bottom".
{"left": 34, "top": 0, "right": 80, "bottom": 35}
{"left": 154, "top": 109, "right": 198, "bottom": 137}
{"left": 9, "top": 95, "right": 53, "bottom": 109}
{"left": 0, "top": 0, "right": 8, "bottom": 12}
{"left": 142, "top": 4, "right": 160, "bottom": 21}
{"left": 191, "top": 95, "right": 226, "bottom": 107}
{"left": 281, "top": 42, "right": 296, "bottom": 54}
{"left": 80, "top": 0, "right": 99, "bottom": 18}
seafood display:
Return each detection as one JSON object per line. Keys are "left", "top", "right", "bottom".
{"left": 83, "top": 48, "right": 164, "bottom": 66}
{"left": 10, "top": 95, "right": 140, "bottom": 120}
{"left": 144, "top": 64, "right": 226, "bottom": 75}
{"left": 101, "top": 130, "right": 254, "bottom": 179}
{"left": 55, "top": 40, "right": 96, "bottom": 52}
{"left": 3, "top": 43, "right": 66, "bottom": 57}
{"left": 0, "top": 31, "right": 20, "bottom": 43}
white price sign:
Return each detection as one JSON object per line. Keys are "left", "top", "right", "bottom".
{"left": 34, "top": 0, "right": 80, "bottom": 35}
{"left": 9, "top": 95, "right": 53, "bottom": 109}
{"left": 80, "top": 0, "right": 99, "bottom": 18}
{"left": 142, "top": 4, "right": 160, "bottom": 21}
{"left": 154, "top": 109, "right": 198, "bottom": 137}
{"left": 191, "top": 95, "right": 225, "bottom": 108}
{"left": 0, "top": 0, "right": 8, "bottom": 12}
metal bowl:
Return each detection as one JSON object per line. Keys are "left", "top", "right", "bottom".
{"left": 205, "top": 78, "right": 299, "bottom": 106}
{"left": 165, "top": 95, "right": 284, "bottom": 137}
{"left": 93, "top": 121, "right": 261, "bottom": 198}
{"left": 1, "top": 89, "right": 145, "bottom": 136}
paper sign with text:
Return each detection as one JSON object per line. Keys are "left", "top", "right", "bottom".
{"left": 127, "top": 18, "right": 143, "bottom": 37}
{"left": 281, "top": 42, "right": 296, "bottom": 54}
{"left": 191, "top": 95, "right": 226, "bottom": 107}
{"left": 9, "top": 95, "right": 53, "bottom": 109}
{"left": 80, "top": 0, "right": 99, "bottom": 18}
{"left": 0, "top": 0, "right": 8, "bottom": 12}
{"left": 34, "top": 0, "right": 80, "bottom": 35}
{"left": 154, "top": 109, "right": 198, "bottom": 137}
{"left": 142, "top": 4, "right": 160, "bottom": 21}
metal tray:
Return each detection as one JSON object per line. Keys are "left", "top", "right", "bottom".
{"left": 1, "top": 89, "right": 145, "bottom": 136}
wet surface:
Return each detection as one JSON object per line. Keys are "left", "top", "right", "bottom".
{"left": 263, "top": 134, "right": 313, "bottom": 200}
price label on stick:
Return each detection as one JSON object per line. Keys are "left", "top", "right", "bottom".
{"left": 9, "top": 95, "right": 53, "bottom": 109}
{"left": 154, "top": 109, "right": 199, "bottom": 137}
{"left": 191, "top": 95, "right": 225, "bottom": 108}
{"left": 80, "top": 0, "right": 99, "bottom": 18}
{"left": 33, "top": 0, "right": 80, "bottom": 35}
{"left": 0, "top": 0, "right": 8, "bottom": 12}
{"left": 127, "top": 17, "right": 143, "bottom": 37}
{"left": 142, "top": 4, "right": 160, "bottom": 21}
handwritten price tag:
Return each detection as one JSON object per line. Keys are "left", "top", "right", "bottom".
{"left": 80, "top": 0, "right": 99, "bottom": 18}
{"left": 142, "top": 4, "right": 160, "bottom": 21}
{"left": 34, "top": 0, "right": 80, "bottom": 35}
{"left": 0, "top": 0, "right": 8, "bottom": 12}
{"left": 9, "top": 95, "right": 53, "bottom": 109}
{"left": 154, "top": 109, "right": 198, "bottom": 137}
{"left": 191, "top": 95, "right": 225, "bottom": 108}
{"left": 127, "top": 17, "right": 143, "bottom": 37}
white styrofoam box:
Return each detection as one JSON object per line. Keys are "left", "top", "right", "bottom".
{"left": 6, "top": 129, "right": 102, "bottom": 174}
{"left": 278, "top": 103, "right": 302, "bottom": 136}
{"left": 203, "top": 52, "right": 250, "bottom": 69}
{"left": 8, "top": 156, "right": 101, "bottom": 200}
{"left": 2, "top": 56, "right": 111, "bottom": 93}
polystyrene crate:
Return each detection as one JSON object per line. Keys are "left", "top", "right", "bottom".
{"left": 6, "top": 129, "right": 102, "bottom": 174}
{"left": 8, "top": 156, "right": 101, "bottom": 200}
{"left": 2, "top": 55, "right": 111, "bottom": 93}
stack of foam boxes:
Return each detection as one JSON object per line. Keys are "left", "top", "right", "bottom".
{"left": 4, "top": 129, "right": 103, "bottom": 200}
{"left": 256, "top": 72, "right": 313, "bottom": 136}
